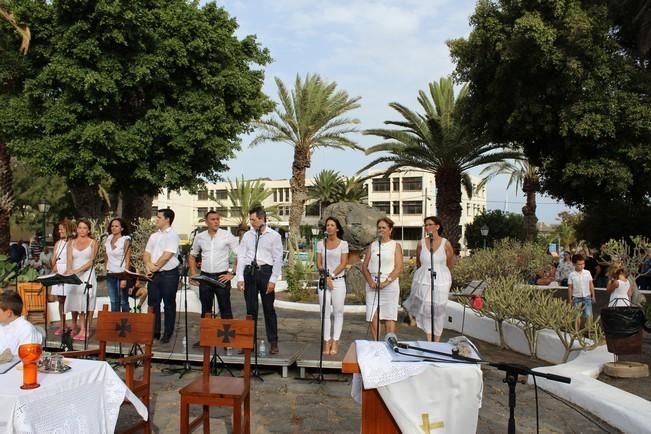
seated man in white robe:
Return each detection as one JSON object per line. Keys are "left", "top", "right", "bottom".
{"left": 0, "top": 291, "right": 43, "bottom": 355}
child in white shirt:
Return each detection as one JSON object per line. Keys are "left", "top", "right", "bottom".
{"left": 0, "top": 291, "right": 43, "bottom": 355}
{"left": 567, "top": 254, "right": 596, "bottom": 329}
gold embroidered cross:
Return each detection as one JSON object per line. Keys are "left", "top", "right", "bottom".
{"left": 420, "top": 414, "right": 444, "bottom": 432}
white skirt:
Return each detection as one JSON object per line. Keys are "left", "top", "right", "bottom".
{"left": 50, "top": 263, "right": 71, "bottom": 296}
{"left": 365, "top": 279, "right": 400, "bottom": 321}
{"left": 403, "top": 280, "right": 451, "bottom": 335}
{"left": 64, "top": 270, "right": 97, "bottom": 313}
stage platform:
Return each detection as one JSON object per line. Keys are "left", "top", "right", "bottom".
{"left": 295, "top": 342, "right": 346, "bottom": 378}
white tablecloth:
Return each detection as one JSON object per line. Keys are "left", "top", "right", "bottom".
{"left": 0, "top": 358, "right": 148, "bottom": 434}
{"left": 353, "top": 340, "right": 483, "bottom": 434}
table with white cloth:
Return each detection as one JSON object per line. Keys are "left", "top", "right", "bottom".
{"left": 342, "top": 340, "right": 483, "bottom": 434}
{"left": 0, "top": 358, "right": 148, "bottom": 434}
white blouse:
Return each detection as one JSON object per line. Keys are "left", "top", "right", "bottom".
{"left": 317, "top": 239, "right": 349, "bottom": 277}
{"left": 367, "top": 239, "right": 398, "bottom": 279}
{"left": 105, "top": 234, "right": 129, "bottom": 272}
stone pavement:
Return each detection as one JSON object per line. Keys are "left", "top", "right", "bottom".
{"left": 113, "top": 293, "right": 620, "bottom": 433}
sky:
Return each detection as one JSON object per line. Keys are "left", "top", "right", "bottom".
{"left": 205, "top": 0, "right": 572, "bottom": 224}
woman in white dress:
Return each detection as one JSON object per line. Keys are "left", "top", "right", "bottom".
{"left": 49, "top": 219, "right": 77, "bottom": 336}
{"left": 105, "top": 218, "right": 131, "bottom": 312}
{"left": 316, "top": 217, "right": 349, "bottom": 356}
{"left": 607, "top": 266, "right": 632, "bottom": 307}
{"left": 404, "top": 216, "right": 455, "bottom": 342}
{"left": 65, "top": 219, "right": 98, "bottom": 340}
{"left": 362, "top": 217, "right": 403, "bottom": 340}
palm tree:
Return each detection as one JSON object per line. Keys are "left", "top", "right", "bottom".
{"left": 251, "top": 74, "right": 362, "bottom": 267}
{"left": 214, "top": 176, "right": 277, "bottom": 225}
{"left": 309, "top": 169, "right": 342, "bottom": 215}
{"left": 477, "top": 158, "right": 540, "bottom": 241}
{"left": 337, "top": 176, "right": 368, "bottom": 203}
{"left": 0, "top": 4, "right": 30, "bottom": 253}
{"left": 361, "top": 76, "right": 519, "bottom": 251}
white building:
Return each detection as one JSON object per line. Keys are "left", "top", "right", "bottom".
{"left": 152, "top": 168, "right": 486, "bottom": 253}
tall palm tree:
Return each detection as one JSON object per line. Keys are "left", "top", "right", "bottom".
{"left": 0, "top": 3, "right": 30, "bottom": 253}
{"left": 478, "top": 158, "right": 540, "bottom": 241}
{"left": 251, "top": 74, "right": 361, "bottom": 267}
{"left": 361, "top": 76, "right": 519, "bottom": 251}
{"left": 309, "top": 169, "right": 342, "bottom": 215}
{"left": 214, "top": 176, "right": 278, "bottom": 225}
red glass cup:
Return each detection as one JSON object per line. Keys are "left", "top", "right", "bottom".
{"left": 18, "top": 343, "right": 42, "bottom": 390}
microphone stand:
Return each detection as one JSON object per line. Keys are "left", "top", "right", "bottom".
{"left": 209, "top": 280, "right": 233, "bottom": 377}
{"left": 81, "top": 237, "right": 102, "bottom": 351}
{"left": 317, "top": 234, "right": 328, "bottom": 382}
{"left": 375, "top": 237, "right": 382, "bottom": 341}
{"left": 428, "top": 234, "right": 437, "bottom": 342}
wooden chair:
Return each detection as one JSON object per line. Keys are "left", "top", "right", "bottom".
{"left": 179, "top": 318, "right": 254, "bottom": 434}
{"left": 17, "top": 282, "right": 46, "bottom": 324}
{"left": 62, "top": 304, "right": 154, "bottom": 434}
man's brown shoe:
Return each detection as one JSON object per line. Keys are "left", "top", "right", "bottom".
{"left": 270, "top": 342, "right": 279, "bottom": 354}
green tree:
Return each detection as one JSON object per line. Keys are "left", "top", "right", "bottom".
{"left": 449, "top": 1, "right": 651, "bottom": 214}
{"left": 251, "top": 74, "right": 361, "bottom": 267}
{"left": 361, "top": 76, "right": 518, "bottom": 251}
{"left": 478, "top": 158, "right": 539, "bottom": 241}
{"left": 8, "top": 0, "right": 271, "bottom": 222}
{"left": 464, "top": 210, "right": 527, "bottom": 250}
{"left": 214, "top": 176, "right": 277, "bottom": 225}
{"left": 308, "top": 169, "right": 342, "bottom": 215}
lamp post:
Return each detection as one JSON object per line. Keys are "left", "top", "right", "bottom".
{"left": 37, "top": 200, "right": 51, "bottom": 248}
{"left": 480, "top": 224, "right": 489, "bottom": 249}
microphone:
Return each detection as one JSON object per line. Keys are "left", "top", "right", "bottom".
{"left": 376, "top": 231, "right": 383, "bottom": 242}
{"left": 425, "top": 232, "right": 434, "bottom": 239}
{"left": 323, "top": 231, "right": 329, "bottom": 239}
{"left": 385, "top": 332, "right": 400, "bottom": 353}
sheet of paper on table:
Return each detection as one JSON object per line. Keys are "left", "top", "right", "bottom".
{"left": 0, "top": 357, "right": 20, "bottom": 374}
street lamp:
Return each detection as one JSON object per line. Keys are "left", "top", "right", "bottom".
{"left": 38, "top": 200, "right": 51, "bottom": 247}
{"left": 480, "top": 224, "right": 489, "bottom": 249}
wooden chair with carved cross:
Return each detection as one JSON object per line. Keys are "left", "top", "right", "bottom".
{"left": 179, "top": 317, "right": 254, "bottom": 434}
{"left": 62, "top": 304, "right": 154, "bottom": 434}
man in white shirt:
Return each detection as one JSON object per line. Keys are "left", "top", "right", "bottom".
{"left": 567, "top": 254, "right": 596, "bottom": 330}
{"left": 144, "top": 208, "right": 180, "bottom": 343}
{"left": 0, "top": 291, "right": 42, "bottom": 355}
{"left": 189, "top": 211, "right": 238, "bottom": 324}
{"left": 237, "top": 205, "right": 283, "bottom": 354}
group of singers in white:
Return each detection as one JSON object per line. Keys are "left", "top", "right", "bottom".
{"left": 42, "top": 207, "right": 456, "bottom": 355}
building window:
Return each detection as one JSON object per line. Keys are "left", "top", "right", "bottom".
{"left": 197, "top": 190, "right": 209, "bottom": 201}
{"left": 273, "top": 189, "right": 278, "bottom": 202}
{"left": 372, "top": 201, "right": 390, "bottom": 214}
{"left": 231, "top": 207, "right": 241, "bottom": 217}
{"left": 285, "top": 188, "right": 290, "bottom": 202}
{"left": 151, "top": 206, "right": 158, "bottom": 217}
{"left": 305, "top": 203, "right": 320, "bottom": 216}
{"left": 402, "top": 177, "right": 422, "bottom": 191}
{"left": 401, "top": 227, "right": 422, "bottom": 240}
{"left": 392, "top": 201, "right": 400, "bottom": 215}
{"left": 279, "top": 205, "right": 291, "bottom": 217}
{"left": 197, "top": 207, "right": 208, "bottom": 217}
{"left": 213, "top": 189, "right": 228, "bottom": 200}
{"left": 215, "top": 207, "right": 229, "bottom": 217}
{"left": 402, "top": 200, "right": 423, "bottom": 215}
{"left": 392, "top": 178, "right": 400, "bottom": 192}
{"left": 372, "top": 178, "right": 390, "bottom": 192}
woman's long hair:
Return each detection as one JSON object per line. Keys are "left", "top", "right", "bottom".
{"left": 324, "top": 216, "right": 344, "bottom": 239}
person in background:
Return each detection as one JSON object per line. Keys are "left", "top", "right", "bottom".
{"left": 189, "top": 210, "right": 238, "bottom": 347}
{"left": 29, "top": 233, "right": 43, "bottom": 261}
{"left": 637, "top": 247, "right": 651, "bottom": 291}
{"left": 38, "top": 246, "right": 52, "bottom": 275}
{"left": 0, "top": 291, "right": 42, "bottom": 355}
{"left": 362, "top": 217, "right": 403, "bottom": 341}
{"left": 237, "top": 205, "right": 283, "bottom": 355}
{"left": 49, "top": 218, "right": 76, "bottom": 336}
{"left": 104, "top": 218, "right": 131, "bottom": 312}
{"left": 607, "top": 266, "right": 632, "bottom": 306}
{"left": 316, "top": 216, "right": 349, "bottom": 355}
{"left": 567, "top": 254, "right": 596, "bottom": 330}
{"left": 144, "top": 208, "right": 180, "bottom": 344}
{"left": 65, "top": 219, "right": 99, "bottom": 341}
{"left": 556, "top": 251, "right": 574, "bottom": 286}
{"left": 404, "top": 216, "right": 454, "bottom": 342}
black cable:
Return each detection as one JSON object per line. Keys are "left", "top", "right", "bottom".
{"left": 538, "top": 387, "right": 611, "bottom": 432}
{"left": 393, "top": 347, "right": 484, "bottom": 365}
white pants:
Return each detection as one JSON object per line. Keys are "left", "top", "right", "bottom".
{"left": 318, "top": 278, "right": 346, "bottom": 341}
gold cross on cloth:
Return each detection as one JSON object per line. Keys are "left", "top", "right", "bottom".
{"left": 420, "top": 413, "right": 444, "bottom": 432}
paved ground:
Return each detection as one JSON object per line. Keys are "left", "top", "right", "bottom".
{"left": 105, "top": 290, "right": 628, "bottom": 434}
